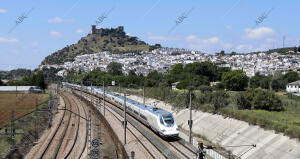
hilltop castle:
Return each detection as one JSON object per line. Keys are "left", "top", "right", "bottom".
{"left": 90, "top": 25, "right": 124, "bottom": 34}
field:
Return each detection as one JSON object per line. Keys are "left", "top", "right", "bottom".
{"left": 0, "top": 92, "right": 49, "bottom": 157}
{"left": 0, "top": 92, "right": 48, "bottom": 128}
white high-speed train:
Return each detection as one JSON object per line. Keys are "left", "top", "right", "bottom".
{"left": 63, "top": 82, "right": 179, "bottom": 138}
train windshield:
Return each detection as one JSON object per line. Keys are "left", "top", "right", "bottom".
{"left": 162, "top": 114, "right": 174, "bottom": 126}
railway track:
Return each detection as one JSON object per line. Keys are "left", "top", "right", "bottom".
{"left": 79, "top": 90, "right": 164, "bottom": 158}
{"left": 78, "top": 89, "right": 199, "bottom": 159}
{"left": 34, "top": 92, "right": 88, "bottom": 159}
{"left": 101, "top": 100, "right": 166, "bottom": 158}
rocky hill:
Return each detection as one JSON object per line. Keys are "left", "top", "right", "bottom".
{"left": 41, "top": 26, "right": 150, "bottom": 65}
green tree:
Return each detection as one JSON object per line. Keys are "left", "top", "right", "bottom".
{"left": 128, "top": 70, "right": 136, "bottom": 76}
{"left": 147, "top": 71, "right": 163, "bottom": 81}
{"left": 235, "top": 92, "right": 252, "bottom": 110}
{"left": 250, "top": 72, "right": 263, "bottom": 88}
{"left": 149, "top": 44, "right": 162, "bottom": 51}
{"left": 107, "top": 62, "right": 123, "bottom": 76}
{"left": 271, "top": 71, "right": 286, "bottom": 91}
{"left": 183, "top": 62, "right": 218, "bottom": 81}
{"left": 0, "top": 78, "right": 3, "bottom": 86}
{"left": 198, "top": 85, "right": 212, "bottom": 93}
{"left": 222, "top": 70, "right": 249, "bottom": 91}
{"left": 211, "top": 91, "right": 228, "bottom": 113}
{"left": 252, "top": 90, "right": 283, "bottom": 111}
{"left": 169, "top": 63, "right": 184, "bottom": 76}
{"left": 34, "top": 72, "right": 46, "bottom": 89}
{"left": 260, "top": 77, "right": 271, "bottom": 89}
{"left": 298, "top": 46, "right": 300, "bottom": 52}
{"left": 283, "top": 71, "right": 299, "bottom": 83}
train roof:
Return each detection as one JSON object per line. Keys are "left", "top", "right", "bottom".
{"left": 66, "top": 83, "right": 173, "bottom": 117}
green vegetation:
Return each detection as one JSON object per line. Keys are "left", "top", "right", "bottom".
{"left": 7, "top": 71, "right": 46, "bottom": 89}
{"left": 107, "top": 62, "right": 123, "bottom": 76}
{"left": 149, "top": 44, "right": 162, "bottom": 51}
{"left": 250, "top": 71, "right": 299, "bottom": 91}
{"left": 66, "top": 61, "right": 231, "bottom": 89}
{"left": 266, "top": 47, "right": 298, "bottom": 54}
{"left": 0, "top": 69, "right": 32, "bottom": 80}
{"left": 222, "top": 70, "right": 249, "bottom": 91}
{"left": 41, "top": 26, "right": 150, "bottom": 65}
{"left": 126, "top": 87, "right": 300, "bottom": 139}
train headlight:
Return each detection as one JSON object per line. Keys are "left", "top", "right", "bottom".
{"left": 161, "top": 129, "right": 166, "bottom": 132}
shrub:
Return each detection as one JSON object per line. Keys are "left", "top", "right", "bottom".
{"left": 198, "top": 85, "right": 212, "bottom": 93}
{"left": 252, "top": 90, "right": 283, "bottom": 111}
{"left": 211, "top": 90, "right": 229, "bottom": 113}
{"left": 235, "top": 92, "right": 252, "bottom": 110}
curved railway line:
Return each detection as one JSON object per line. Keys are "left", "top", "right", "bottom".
{"left": 103, "top": 101, "right": 166, "bottom": 158}
{"left": 34, "top": 92, "right": 88, "bottom": 159}
{"left": 77, "top": 88, "right": 199, "bottom": 159}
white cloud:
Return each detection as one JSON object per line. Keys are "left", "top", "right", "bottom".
{"left": 186, "top": 35, "right": 219, "bottom": 51}
{"left": 0, "top": 37, "right": 18, "bottom": 43}
{"left": 76, "top": 29, "right": 84, "bottom": 34}
{"left": 225, "top": 25, "right": 232, "bottom": 30}
{"left": 245, "top": 27, "right": 276, "bottom": 39}
{"left": 0, "top": 9, "right": 7, "bottom": 14}
{"left": 48, "top": 17, "right": 74, "bottom": 23}
{"left": 147, "top": 33, "right": 178, "bottom": 41}
{"left": 50, "top": 31, "right": 62, "bottom": 38}
{"left": 186, "top": 35, "right": 219, "bottom": 44}
{"left": 235, "top": 44, "right": 253, "bottom": 52}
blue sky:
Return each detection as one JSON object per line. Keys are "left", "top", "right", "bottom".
{"left": 0, "top": 0, "right": 299, "bottom": 70}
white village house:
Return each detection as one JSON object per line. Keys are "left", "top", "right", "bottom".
{"left": 0, "top": 86, "right": 42, "bottom": 94}
{"left": 286, "top": 80, "right": 300, "bottom": 93}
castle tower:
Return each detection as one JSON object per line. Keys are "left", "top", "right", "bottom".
{"left": 91, "top": 25, "right": 96, "bottom": 34}
{"left": 117, "top": 26, "right": 124, "bottom": 32}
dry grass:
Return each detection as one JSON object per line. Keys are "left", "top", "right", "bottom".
{"left": 0, "top": 92, "right": 48, "bottom": 128}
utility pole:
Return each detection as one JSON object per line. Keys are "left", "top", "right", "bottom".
{"left": 81, "top": 81, "right": 83, "bottom": 102}
{"left": 103, "top": 81, "right": 105, "bottom": 116}
{"left": 143, "top": 86, "right": 145, "bottom": 107}
{"left": 48, "top": 94, "right": 52, "bottom": 128}
{"left": 10, "top": 110, "right": 15, "bottom": 150}
{"left": 88, "top": 110, "right": 92, "bottom": 157}
{"left": 15, "top": 85, "right": 17, "bottom": 97}
{"left": 123, "top": 90, "right": 127, "bottom": 145}
{"left": 197, "top": 142, "right": 205, "bottom": 159}
{"left": 119, "top": 83, "right": 121, "bottom": 95}
{"left": 91, "top": 82, "right": 93, "bottom": 105}
{"left": 188, "top": 90, "right": 193, "bottom": 144}
{"left": 35, "top": 97, "right": 39, "bottom": 140}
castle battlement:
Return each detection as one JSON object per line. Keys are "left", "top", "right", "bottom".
{"left": 91, "top": 25, "right": 124, "bottom": 34}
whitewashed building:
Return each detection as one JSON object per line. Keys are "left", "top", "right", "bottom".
{"left": 286, "top": 80, "right": 300, "bottom": 93}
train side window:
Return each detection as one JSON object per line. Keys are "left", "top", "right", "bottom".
{"left": 134, "top": 110, "right": 139, "bottom": 115}
{"left": 140, "top": 114, "right": 147, "bottom": 121}
{"left": 160, "top": 116, "right": 164, "bottom": 125}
